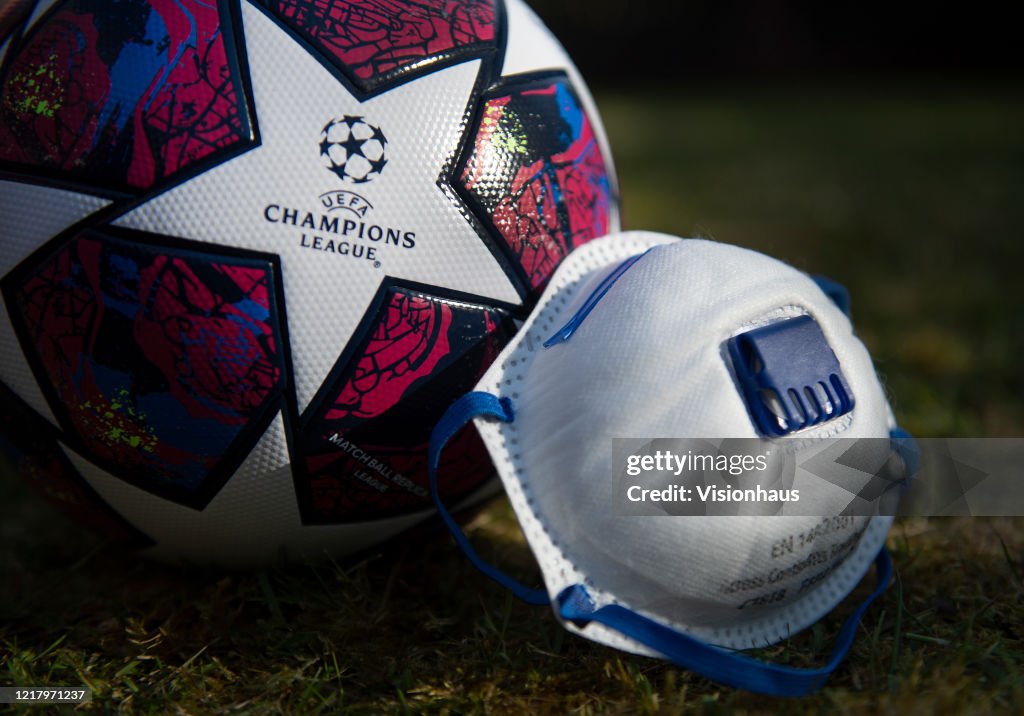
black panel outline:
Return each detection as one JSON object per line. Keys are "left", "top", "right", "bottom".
{"left": 291, "top": 276, "right": 516, "bottom": 525}
{"left": 1, "top": 224, "right": 293, "bottom": 511}
{"left": 253, "top": 0, "right": 508, "bottom": 99}
{"left": 0, "top": 0, "right": 261, "bottom": 200}
{"left": 0, "top": 378, "right": 156, "bottom": 548}
{"left": 448, "top": 69, "right": 616, "bottom": 299}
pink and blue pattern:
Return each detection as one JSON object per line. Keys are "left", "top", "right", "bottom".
{"left": 458, "top": 76, "right": 613, "bottom": 290}
{"left": 0, "top": 0, "right": 251, "bottom": 192}
{"left": 8, "top": 229, "right": 285, "bottom": 502}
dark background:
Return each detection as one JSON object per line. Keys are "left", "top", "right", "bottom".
{"left": 5, "top": 1, "right": 1020, "bottom": 82}
{"left": 529, "top": 0, "right": 1021, "bottom": 84}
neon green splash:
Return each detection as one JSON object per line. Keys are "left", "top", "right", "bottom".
{"left": 481, "top": 100, "right": 529, "bottom": 158}
{"left": 80, "top": 388, "right": 159, "bottom": 454}
{"left": 493, "top": 110, "right": 529, "bottom": 157}
{"left": 4, "top": 54, "right": 66, "bottom": 117}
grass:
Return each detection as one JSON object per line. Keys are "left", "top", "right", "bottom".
{"left": 2, "top": 80, "right": 1023, "bottom": 713}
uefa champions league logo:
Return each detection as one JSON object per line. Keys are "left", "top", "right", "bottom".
{"left": 259, "top": 114, "right": 412, "bottom": 267}
{"left": 319, "top": 115, "right": 389, "bottom": 184}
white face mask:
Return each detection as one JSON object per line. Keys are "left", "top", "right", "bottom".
{"left": 429, "top": 233, "right": 910, "bottom": 696}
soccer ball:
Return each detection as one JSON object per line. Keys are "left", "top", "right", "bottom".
{"left": 0, "top": 0, "right": 619, "bottom": 566}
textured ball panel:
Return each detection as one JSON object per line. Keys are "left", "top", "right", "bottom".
{"left": 458, "top": 76, "right": 613, "bottom": 290}
{"left": 0, "top": 180, "right": 111, "bottom": 278}
{"left": 263, "top": 0, "right": 498, "bottom": 91}
{"left": 0, "top": 0, "right": 254, "bottom": 193}
{"left": 0, "top": 381, "right": 150, "bottom": 546}
{"left": 298, "top": 284, "right": 514, "bottom": 522}
{"left": 60, "top": 413, "right": 301, "bottom": 565}
{"left": 5, "top": 227, "right": 288, "bottom": 507}
{"left": 0, "top": 180, "right": 110, "bottom": 424}
{"left": 63, "top": 410, "right": 469, "bottom": 567}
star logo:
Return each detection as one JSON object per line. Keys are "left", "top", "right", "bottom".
{"left": 319, "top": 115, "right": 389, "bottom": 184}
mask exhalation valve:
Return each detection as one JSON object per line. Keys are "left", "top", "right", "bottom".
{"left": 728, "top": 314, "right": 855, "bottom": 436}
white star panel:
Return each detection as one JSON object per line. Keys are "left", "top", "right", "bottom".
{"left": 117, "top": 1, "right": 520, "bottom": 412}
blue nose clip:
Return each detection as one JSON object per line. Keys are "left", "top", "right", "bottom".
{"left": 728, "top": 315, "right": 854, "bottom": 436}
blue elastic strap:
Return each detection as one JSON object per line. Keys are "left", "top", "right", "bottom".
{"left": 429, "top": 391, "right": 898, "bottom": 695}
{"left": 558, "top": 547, "right": 893, "bottom": 697}
{"left": 811, "top": 274, "right": 853, "bottom": 318}
{"left": 427, "top": 391, "right": 549, "bottom": 606}
{"left": 889, "top": 426, "right": 921, "bottom": 479}
{"left": 544, "top": 247, "right": 654, "bottom": 347}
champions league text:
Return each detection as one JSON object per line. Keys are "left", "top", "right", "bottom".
{"left": 263, "top": 203, "right": 416, "bottom": 264}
